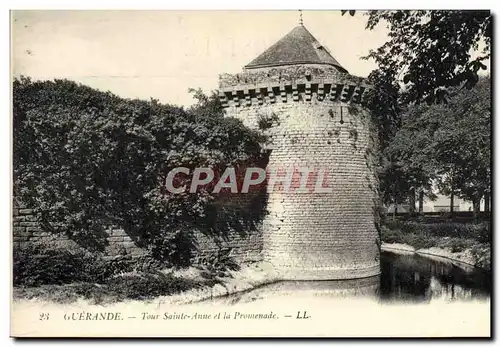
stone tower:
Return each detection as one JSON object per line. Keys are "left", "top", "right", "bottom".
{"left": 218, "top": 23, "right": 380, "bottom": 280}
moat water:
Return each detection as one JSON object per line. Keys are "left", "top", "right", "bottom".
{"left": 211, "top": 251, "right": 491, "bottom": 305}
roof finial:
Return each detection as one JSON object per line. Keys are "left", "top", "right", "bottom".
{"left": 299, "top": 10, "right": 303, "bottom": 26}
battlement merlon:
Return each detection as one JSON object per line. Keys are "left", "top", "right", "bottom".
{"left": 218, "top": 65, "right": 373, "bottom": 108}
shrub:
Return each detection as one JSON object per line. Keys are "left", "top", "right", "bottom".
{"left": 422, "top": 222, "right": 490, "bottom": 242}
{"left": 12, "top": 239, "right": 218, "bottom": 302}
{"left": 197, "top": 248, "right": 240, "bottom": 278}
{"left": 13, "top": 240, "right": 134, "bottom": 286}
{"left": 472, "top": 223, "right": 491, "bottom": 243}
{"left": 446, "top": 238, "right": 468, "bottom": 253}
{"left": 382, "top": 220, "right": 490, "bottom": 244}
{"left": 14, "top": 241, "right": 98, "bottom": 286}
{"left": 13, "top": 77, "right": 267, "bottom": 267}
{"left": 257, "top": 113, "right": 280, "bottom": 130}
{"left": 13, "top": 283, "right": 110, "bottom": 304}
{"left": 13, "top": 272, "right": 206, "bottom": 304}
{"left": 380, "top": 222, "right": 436, "bottom": 249}
{"left": 379, "top": 225, "right": 403, "bottom": 244}
{"left": 105, "top": 271, "right": 200, "bottom": 300}
{"left": 92, "top": 256, "right": 138, "bottom": 282}
{"left": 470, "top": 244, "right": 491, "bottom": 271}
{"left": 403, "top": 233, "right": 436, "bottom": 250}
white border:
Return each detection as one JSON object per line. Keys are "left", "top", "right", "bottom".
{"left": 3, "top": 2, "right": 498, "bottom": 346}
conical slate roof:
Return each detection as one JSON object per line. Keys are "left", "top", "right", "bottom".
{"left": 245, "top": 25, "right": 347, "bottom": 72}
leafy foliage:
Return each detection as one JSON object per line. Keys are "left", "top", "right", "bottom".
{"left": 382, "top": 220, "right": 490, "bottom": 243}
{"left": 257, "top": 113, "right": 280, "bottom": 131}
{"left": 13, "top": 240, "right": 132, "bottom": 286}
{"left": 470, "top": 244, "right": 491, "bottom": 271}
{"left": 361, "top": 10, "right": 491, "bottom": 104}
{"left": 187, "top": 88, "right": 224, "bottom": 119}
{"left": 388, "top": 76, "right": 491, "bottom": 208}
{"left": 380, "top": 220, "right": 490, "bottom": 261}
{"left": 105, "top": 271, "right": 202, "bottom": 300}
{"left": 197, "top": 248, "right": 240, "bottom": 279}
{"left": 13, "top": 77, "right": 266, "bottom": 266}
{"left": 345, "top": 11, "right": 491, "bottom": 212}
{"left": 365, "top": 66, "right": 490, "bottom": 211}
{"left": 363, "top": 69, "right": 417, "bottom": 209}
{"left": 13, "top": 240, "right": 206, "bottom": 301}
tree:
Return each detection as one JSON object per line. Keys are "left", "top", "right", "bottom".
{"left": 344, "top": 10, "right": 492, "bottom": 216}
{"left": 433, "top": 77, "right": 491, "bottom": 213}
{"left": 362, "top": 69, "right": 406, "bottom": 216}
{"left": 343, "top": 10, "right": 491, "bottom": 104}
{"left": 388, "top": 76, "right": 491, "bottom": 215}
{"left": 187, "top": 88, "right": 224, "bottom": 119}
{"left": 13, "top": 77, "right": 266, "bottom": 266}
{"left": 364, "top": 68, "right": 402, "bottom": 151}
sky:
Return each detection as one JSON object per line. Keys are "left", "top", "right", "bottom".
{"left": 12, "top": 10, "right": 392, "bottom": 107}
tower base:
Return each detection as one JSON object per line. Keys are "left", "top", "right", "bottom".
{"left": 271, "top": 263, "right": 381, "bottom": 281}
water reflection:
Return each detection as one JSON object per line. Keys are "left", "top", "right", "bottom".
{"left": 210, "top": 251, "right": 490, "bottom": 305}
{"left": 380, "top": 251, "right": 491, "bottom": 303}
{"left": 214, "top": 276, "right": 380, "bottom": 305}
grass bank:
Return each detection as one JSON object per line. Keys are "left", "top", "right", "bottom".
{"left": 12, "top": 262, "right": 279, "bottom": 306}
{"left": 13, "top": 239, "right": 280, "bottom": 305}
{"left": 380, "top": 220, "right": 491, "bottom": 270}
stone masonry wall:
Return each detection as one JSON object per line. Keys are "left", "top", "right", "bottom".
{"left": 194, "top": 229, "right": 262, "bottom": 263}
{"left": 192, "top": 189, "right": 267, "bottom": 263}
{"left": 219, "top": 65, "right": 380, "bottom": 280}
{"left": 12, "top": 202, "right": 148, "bottom": 258}
{"left": 13, "top": 191, "right": 264, "bottom": 263}
{"left": 12, "top": 64, "right": 380, "bottom": 276}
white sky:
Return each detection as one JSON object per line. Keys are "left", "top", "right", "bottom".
{"left": 12, "top": 10, "right": 390, "bottom": 107}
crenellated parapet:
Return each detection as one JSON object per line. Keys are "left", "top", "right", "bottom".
{"left": 214, "top": 24, "right": 381, "bottom": 281}
{"left": 218, "top": 65, "right": 372, "bottom": 108}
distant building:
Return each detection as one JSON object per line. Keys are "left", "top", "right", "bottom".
{"left": 386, "top": 193, "right": 486, "bottom": 213}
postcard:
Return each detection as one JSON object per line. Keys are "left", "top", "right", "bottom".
{"left": 11, "top": 9, "right": 491, "bottom": 338}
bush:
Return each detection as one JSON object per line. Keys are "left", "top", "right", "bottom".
{"left": 380, "top": 223, "right": 436, "bottom": 249}
{"left": 379, "top": 225, "right": 403, "bottom": 244}
{"left": 13, "top": 77, "right": 267, "bottom": 267}
{"left": 257, "top": 113, "right": 280, "bottom": 131}
{"left": 13, "top": 241, "right": 134, "bottom": 286}
{"left": 403, "top": 233, "right": 436, "bottom": 250}
{"left": 105, "top": 271, "right": 201, "bottom": 300}
{"left": 14, "top": 272, "right": 207, "bottom": 304}
{"left": 14, "top": 242, "right": 97, "bottom": 286}
{"left": 13, "top": 240, "right": 211, "bottom": 303}
{"left": 12, "top": 239, "right": 210, "bottom": 300}
{"left": 447, "top": 238, "right": 468, "bottom": 253}
{"left": 13, "top": 239, "right": 218, "bottom": 302}
{"left": 470, "top": 244, "right": 491, "bottom": 271}
{"left": 382, "top": 220, "right": 490, "bottom": 244}
{"left": 422, "top": 222, "right": 490, "bottom": 242}
{"left": 13, "top": 283, "right": 110, "bottom": 304}
{"left": 197, "top": 248, "right": 240, "bottom": 279}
